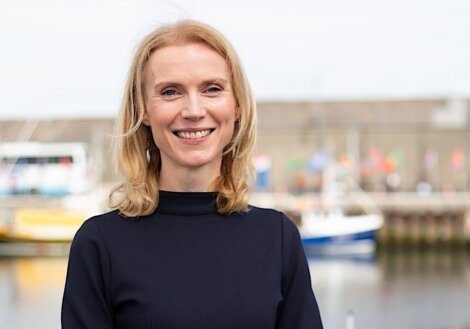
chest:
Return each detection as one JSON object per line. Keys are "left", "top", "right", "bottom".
{"left": 108, "top": 223, "right": 283, "bottom": 329}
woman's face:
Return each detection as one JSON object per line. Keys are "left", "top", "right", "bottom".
{"left": 143, "top": 42, "right": 238, "bottom": 173}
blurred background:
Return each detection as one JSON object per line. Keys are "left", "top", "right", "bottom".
{"left": 0, "top": 0, "right": 469, "bottom": 328}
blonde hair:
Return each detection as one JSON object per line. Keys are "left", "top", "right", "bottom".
{"left": 108, "top": 20, "right": 257, "bottom": 217}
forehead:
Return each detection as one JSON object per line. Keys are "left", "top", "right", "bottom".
{"left": 144, "top": 42, "right": 230, "bottom": 83}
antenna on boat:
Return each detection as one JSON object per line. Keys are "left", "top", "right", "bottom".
{"left": 3, "top": 117, "right": 41, "bottom": 179}
{"left": 14, "top": 117, "right": 40, "bottom": 143}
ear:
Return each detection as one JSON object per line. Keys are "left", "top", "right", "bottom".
{"left": 142, "top": 112, "right": 150, "bottom": 126}
{"left": 235, "top": 106, "right": 241, "bottom": 120}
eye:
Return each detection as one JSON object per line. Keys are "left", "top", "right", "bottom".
{"left": 205, "top": 85, "right": 222, "bottom": 94}
{"left": 161, "top": 89, "right": 178, "bottom": 97}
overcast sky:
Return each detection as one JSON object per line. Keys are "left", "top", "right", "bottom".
{"left": 1, "top": 0, "right": 469, "bottom": 119}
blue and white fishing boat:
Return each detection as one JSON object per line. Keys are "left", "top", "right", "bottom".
{"left": 299, "top": 162, "right": 384, "bottom": 256}
{"left": 299, "top": 210, "right": 383, "bottom": 256}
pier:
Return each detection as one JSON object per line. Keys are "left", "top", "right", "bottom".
{"left": 250, "top": 191, "right": 470, "bottom": 247}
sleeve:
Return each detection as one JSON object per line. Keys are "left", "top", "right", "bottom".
{"left": 275, "top": 212, "right": 323, "bottom": 329}
{"left": 61, "top": 218, "right": 113, "bottom": 329}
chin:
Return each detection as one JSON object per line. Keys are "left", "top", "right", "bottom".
{"left": 181, "top": 155, "right": 218, "bottom": 168}
{"left": 179, "top": 157, "right": 216, "bottom": 168}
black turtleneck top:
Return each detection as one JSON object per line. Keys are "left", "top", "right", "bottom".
{"left": 61, "top": 191, "right": 323, "bottom": 329}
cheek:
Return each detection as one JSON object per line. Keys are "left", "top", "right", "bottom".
{"left": 146, "top": 104, "right": 174, "bottom": 131}
{"left": 221, "top": 118, "right": 236, "bottom": 147}
{"left": 217, "top": 97, "right": 237, "bottom": 122}
{"left": 151, "top": 123, "right": 170, "bottom": 142}
{"left": 147, "top": 116, "right": 171, "bottom": 147}
{"left": 221, "top": 101, "right": 237, "bottom": 142}
{"left": 150, "top": 126, "right": 163, "bottom": 144}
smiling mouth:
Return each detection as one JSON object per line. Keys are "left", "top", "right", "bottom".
{"left": 172, "top": 128, "right": 216, "bottom": 140}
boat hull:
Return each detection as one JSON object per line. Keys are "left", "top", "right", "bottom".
{"left": 299, "top": 213, "right": 383, "bottom": 256}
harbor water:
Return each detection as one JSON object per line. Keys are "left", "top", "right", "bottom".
{"left": 0, "top": 246, "right": 468, "bottom": 329}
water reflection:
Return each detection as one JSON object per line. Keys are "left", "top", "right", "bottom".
{"left": 0, "top": 249, "right": 468, "bottom": 329}
{"left": 309, "top": 248, "right": 470, "bottom": 329}
{"left": 0, "top": 257, "right": 67, "bottom": 328}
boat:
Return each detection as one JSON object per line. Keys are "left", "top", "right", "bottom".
{"left": 299, "top": 210, "right": 383, "bottom": 257}
{"left": 0, "top": 206, "right": 90, "bottom": 242}
{"left": 299, "top": 162, "right": 384, "bottom": 256}
{"left": 0, "top": 142, "right": 100, "bottom": 242}
{"left": 0, "top": 142, "right": 91, "bottom": 196}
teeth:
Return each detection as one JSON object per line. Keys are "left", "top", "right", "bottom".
{"left": 176, "top": 129, "right": 212, "bottom": 140}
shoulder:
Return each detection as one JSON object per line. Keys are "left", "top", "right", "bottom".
{"left": 72, "top": 209, "right": 122, "bottom": 243}
{"left": 245, "top": 204, "right": 280, "bottom": 218}
{"left": 83, "top": 209, "right": 123, "bottom": 227}
{"left": 246, "top": 204, "right": 295, "bottom": 222}
{"left": 241, "top": 204, "right": 282, "bottom": 224}
{"left": 243, "top": 205, "right": 298, "bottom": 233}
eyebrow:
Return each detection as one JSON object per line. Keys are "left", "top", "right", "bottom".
{"left": 152, "top": 78, "right": 229, "bottom": 91}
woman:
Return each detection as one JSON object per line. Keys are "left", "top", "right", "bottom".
{"left": 61, "top": 20, "right": 323, "bottom": 329}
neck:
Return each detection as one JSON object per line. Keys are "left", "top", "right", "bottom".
{"left": 158, "top": 160, "right": 221, "bottom": 192}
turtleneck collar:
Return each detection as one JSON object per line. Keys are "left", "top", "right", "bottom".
{"left": 156, "top": 190, "right": 218, "bottom": 215}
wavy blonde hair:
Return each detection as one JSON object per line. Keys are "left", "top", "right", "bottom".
{"left": 108, "top": 20, "right": 257, "bottom": 217}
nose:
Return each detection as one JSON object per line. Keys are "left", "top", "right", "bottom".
{"left": 181, "top": 92, "right": 206, "bottom": 121}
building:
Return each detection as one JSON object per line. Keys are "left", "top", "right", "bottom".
{"left": 1, "top": 98, "right": 469, "bottom": 193}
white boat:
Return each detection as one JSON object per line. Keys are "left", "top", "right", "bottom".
{"left": 300, "top": 210, "right": 383, "bottom": 256}
{"left": 299, "top": 161, "right": 384, "bottom": 256}
{"left": 0, "top": 142, "right": 101, "bottom": 242}
{"left": 0, "top": 142, "right": 91, "bottom": 196}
